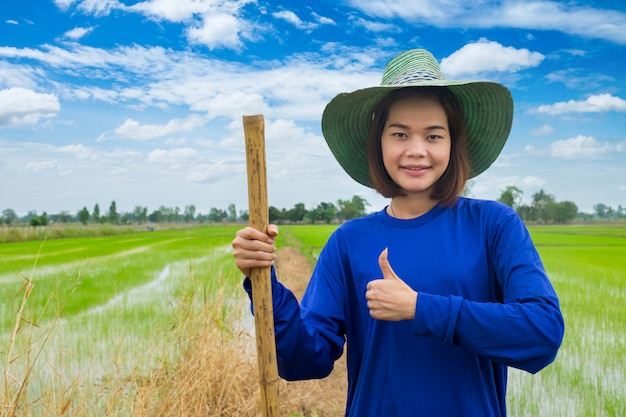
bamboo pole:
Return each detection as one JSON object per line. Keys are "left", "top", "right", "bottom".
{"left": 242, "top": 114, "right": 280, "bottom": 417}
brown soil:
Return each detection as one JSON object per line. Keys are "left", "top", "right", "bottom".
{"left": 273, "top": 247, "right": 348, "bottom": 417}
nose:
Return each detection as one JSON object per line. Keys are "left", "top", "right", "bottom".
{"left": 405, "top": 137, "right": 428, "bottom": 157}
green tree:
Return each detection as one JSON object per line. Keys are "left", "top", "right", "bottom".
{"left": 305, "top": 202, "right": 336, "bottom": 224}
{"left": 319, "top": 202, "right": 337, "bottom": 224}
{"left": 268, "top": 206, "right": 283, "bottom": 223}
{"left": 287, "top": 203, "right": 307, "bottom": 223}
{"left": 227, "top": 204, "right": 237, "bottom": 222}
{"left": 108, "top": 201, "right": 119, "bottom": 224}
{"left": 553, "top": 201, "right": 578, "bottom": 223}
{"left": 184, "top": 205, "right": 197, "bottom": 222}
{"left": 1, "top": 209, "right": 18, "bottom": 225}
{"left": 56, "top": 211, "right": 72, "bottom": 223}
{"left": 498, "top": 186, "right": 523, "bottom": 209}
{"left": 93, "top": 203, "right": 101, "bottom": 223}
{"left": 531, "top": 190, "right": 555, "bottom": 223}
{"left": 208, "top": 207, "right": 227, "bottom": 222}
{"left": 133, "top": 206, "right": 148, "bottom": 224}
{"left": 337, "top": 195, "right": 369, "bottom": 221}
{"left": 148, "top": 209, "right": 163, "bottom": 223}
{"left": 593, "top": 203, "right": 609, "bottom": 218}
{"left": 78, "top": 207, "right": 90, "bottom": 225}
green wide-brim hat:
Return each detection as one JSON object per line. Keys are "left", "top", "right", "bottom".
{"left": 321, "top": 48, "right": 514, "bottom": 187}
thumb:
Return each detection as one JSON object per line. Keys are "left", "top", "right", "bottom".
{"left": 378, "top": 248, "right": 398, "bottom": 280}
{"left": 267, "top": 224, "right": 279, "bottom": 238}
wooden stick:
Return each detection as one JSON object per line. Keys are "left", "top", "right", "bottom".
{"left": 243, "top": 114, "right": 280, "bottom": 417}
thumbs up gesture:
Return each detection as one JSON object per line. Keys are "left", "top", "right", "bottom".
{"left": 365, "top": 248, "right": 418, "bottom": 321}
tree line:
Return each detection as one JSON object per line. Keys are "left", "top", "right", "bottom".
{"left": 0, "top": 195, "right": 371, "bottom": 226}
{"left": 497, "top": 186, "right": 625, "bottom": 223}
{"left": 1, "top": 188, "right": 624, "bottom": 227}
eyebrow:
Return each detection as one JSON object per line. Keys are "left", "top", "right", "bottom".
{"left": 387, "top": 122, "right": 448, "bottom": 131}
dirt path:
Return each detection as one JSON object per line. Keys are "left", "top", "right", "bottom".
{"left": 273, "top": 247, "right": 348, "bottom": 417}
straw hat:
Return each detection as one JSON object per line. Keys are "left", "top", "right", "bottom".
{"left": 321, "top": 48, "right": 513, "bottom": 186}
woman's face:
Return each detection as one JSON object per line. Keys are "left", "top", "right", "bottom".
{"left": 381, "top": 96, "right": 451, "bottom": 199}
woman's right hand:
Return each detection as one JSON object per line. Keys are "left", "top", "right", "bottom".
{"left": 231, "top": 224, "right": 279, "bottom": 277}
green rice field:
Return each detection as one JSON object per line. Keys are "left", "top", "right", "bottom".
{"left": 1, "top": 223, "right": 625, "bottom": 416}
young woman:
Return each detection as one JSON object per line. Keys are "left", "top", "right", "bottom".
{"left": 232, "top": 49, "right": 564, "bottom": 417}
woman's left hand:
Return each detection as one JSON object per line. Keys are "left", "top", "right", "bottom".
{"left": 365, "top": 248, "right": 418, "bottom": 321}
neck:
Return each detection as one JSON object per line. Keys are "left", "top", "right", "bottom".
{"left": 389, "top": 196, "right": 438, "bottom": 219}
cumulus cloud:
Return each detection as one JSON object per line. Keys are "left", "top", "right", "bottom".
{"left": 0, "top": 87, "right": 60, "bottom": 127}
{"left": 186, "top": 13, "right": 248, "bottom": 50}
{"left": 535, "top": 93, "right": 626, "bottom": 115}
{"left": 440, "top": 40, "right": 544, "bottom": 77}
{"left": 113, "top": 114, "right": 206, "bottom": 140}
{"left": 550, "top": 135, "right": 616, "bottom": 159}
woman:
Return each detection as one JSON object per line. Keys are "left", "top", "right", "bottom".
{"left": 232, "top": 49, "right": 564, "bottom": 417}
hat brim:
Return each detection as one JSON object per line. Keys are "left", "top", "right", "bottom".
{"left": 321, "top": 81, "right": 514, "bottom": 187}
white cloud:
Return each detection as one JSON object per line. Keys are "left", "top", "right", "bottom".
{"left": 56, "top": 143, "right": 102, "bottom": 159}
{"left": 471, "top": 173, "right": 546, "bottom": 201}
{"left": 6, "top": 20, "right": 19, "bottom": 25}
{"left": 146, "top": 148, "right": 201, "bottom": 164}
{"left": 63, "top": 26, "right": 94, "bottom": 40}
{"left": 186, "top": 161, "right": 240, "bottom": 183}
{"left": 440, "top": 40, "right": 544, "bottom": 77}
{"left": 535, "top": 94, "right": 626, "bottom": 115}
{"left": 491, "top": 1, "right": 626, "bottom": 44}
{"left": 273, "top": 10, "right": 318, "bottom": 31}
{"left": 26, "top": 160, "right": 58, "bottom": 173}
{"left": 550, "top": 135, "right": 615, "bottom": 160}
{"left": 272, "top": 10, "right": 336, "bottom": 31}
{"left": 312, "top": 12, "right": 335, "bottom": 26}
{"left": 0, "top": 61, "right": 40, "bottom": 89}
{"left": 531, "top": 124, "right": 554, "bottom": 136}
{"left": 352, "top": 17, "right": 401, "bottom": 33}
{"left": 0, "top": 87, "right": 60, "bottom": 127}
{"left": 68, "top": 0, "right": 118, "bottom": 16}
{"left": 186, "top": 13, "right": 245, "bottom": 50}
{"left": 113, "top": 114, "right": 207, "bottom": 140}
{"left": 545, "top": 68, "right": 613, "bottom": 90}
{"left": 347, "top": 0, "right": 626, "bottom": 44}
{"left": 126, "top": 0, "right": 208, "bottom": 21}
{"left": 53, "top": 0, "right": 78, "bottom": 11}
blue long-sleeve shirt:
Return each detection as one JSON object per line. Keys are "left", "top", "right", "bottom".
{"left": 244, "top": 198, "right": 564, "bottom": 416}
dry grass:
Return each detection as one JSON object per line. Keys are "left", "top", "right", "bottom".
{"left": 1, "top": 246, "right": 347, "bottom": 417}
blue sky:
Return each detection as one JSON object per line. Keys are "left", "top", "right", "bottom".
{"left": 1, "top": 0, "right": 625, "bottom": 217}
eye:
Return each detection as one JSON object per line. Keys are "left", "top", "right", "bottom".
{"left": 389, "top": 131, "right": 408, "bottom": 139}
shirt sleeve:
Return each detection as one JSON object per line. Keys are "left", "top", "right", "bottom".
{"left": 412, "top": 209, "right": 565, "bottom": 374}
{"left": 243, "top": 264, "right": 346, "bottom": 381}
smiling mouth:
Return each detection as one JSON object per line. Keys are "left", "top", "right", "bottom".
{"left": 402, "top": 165, "right": 430, "bottom": 171}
